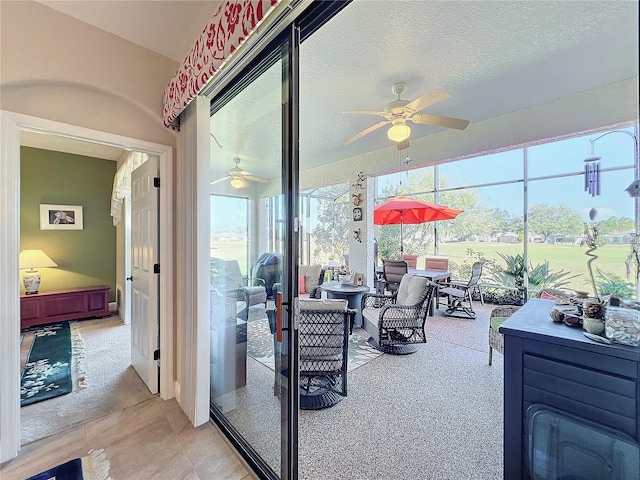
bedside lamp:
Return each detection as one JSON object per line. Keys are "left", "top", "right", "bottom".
{"left": 19, "top": 249, "right": 58, "bottom": 294}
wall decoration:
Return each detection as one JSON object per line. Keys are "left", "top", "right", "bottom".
{"left": 353, "top": 207, "right": 363, "bottom": 222}
{"left": 352, "top": 193, "right": 362, "bottom": 206}
{"left": 351, "top": 171, "right": 366, "bottom": 191}
{"left": 40, "top": 204, "right": 83, "bottom": 230}
{"left": 353, "top": 228, "right": 362, "bottom": 243}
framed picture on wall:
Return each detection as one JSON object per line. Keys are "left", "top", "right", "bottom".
{"left": 40, "top": 204, "right": 84, "bottom": 230}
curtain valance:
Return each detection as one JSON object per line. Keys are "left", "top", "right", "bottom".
{"left": 110, "top": 151, "right": 149, "bottom": 226}
{"left": 163, "top": 0, "right": 280, "bottom": 129}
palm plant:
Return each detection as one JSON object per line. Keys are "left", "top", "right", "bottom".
{"left": 595, "top": 267, "right": 635, "bottom": 298}
{"left": 485, "top": 252, "right": 580, "bottom": 295}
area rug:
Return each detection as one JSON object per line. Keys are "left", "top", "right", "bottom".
{"left": 26, "top": 449, "right": 111, "bottom": 480}
{"left": 20, "top": 322, "right": 74, "bottom": 407}
{"left": 246, "top": 318, "right": 382, "bottom": 372}
{"left": 21, "top": 316, "right": 155, "bottom": 446}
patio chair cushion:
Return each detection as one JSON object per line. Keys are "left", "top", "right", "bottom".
{"left": 299, "top": 298, "right": 348, "bottom": 311}
{"left": 490, "top": 316, "right": 509, "bottom": 332}
{"left": 362, "top": 307, "right": 381, "bottom": 327}
{"left": 396, "top": 275, "right": 429, "bottom": 306}
{"left": 300, "top": 265, "right": 323, "bottom": 293}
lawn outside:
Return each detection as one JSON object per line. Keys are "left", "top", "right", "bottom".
{"left": 437, "top": 241, "right": 633, "bottom": 295}
{"left": 211, "top": 239, "right": 636, "bottom": 298}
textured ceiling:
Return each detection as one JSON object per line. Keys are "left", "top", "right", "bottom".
{"left": 25, "top": 1, "right": 639, "bottom": 178}
{"left": 211, "top": 0, "right": 638, "bottom": 183}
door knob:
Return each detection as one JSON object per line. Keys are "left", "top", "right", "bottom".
{"left": 126, "top": 276, "right": 133, "bottom": 281}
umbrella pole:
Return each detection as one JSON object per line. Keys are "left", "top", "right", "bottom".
{"left": 400, "top": 217, "right": 404, "bottom": 258}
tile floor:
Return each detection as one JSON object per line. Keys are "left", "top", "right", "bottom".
{"left": 0, "top": 397, "right": 254, "bottom": 480}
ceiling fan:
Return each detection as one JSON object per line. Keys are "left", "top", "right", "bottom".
{"left": 342, "top": 82, "right": 470, "bottom": 150}
{"left": 210, "top": 157, "right": 269, "bottom": 189}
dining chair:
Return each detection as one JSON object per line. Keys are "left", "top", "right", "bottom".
{"left": 424, "top": 256, "right": 449, "bottom": 272}
{"left": 425, "top": 256, "right": 450, "bottom": 308}
{"left": 380, "top": 259, "right": 408, "bottom": 294}
{"left": 401, "top": 254, "right": 418, "bottom": 269}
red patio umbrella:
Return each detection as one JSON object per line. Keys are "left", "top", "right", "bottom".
{"left": 374, "top": 196, "right": 464, "bottom": 256}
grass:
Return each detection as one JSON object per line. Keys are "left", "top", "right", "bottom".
{"left": 437, "top": 242, "right": 631, "bottom": 293}
{"left": 212, "top": 239, "right": 635, "bottom": 295}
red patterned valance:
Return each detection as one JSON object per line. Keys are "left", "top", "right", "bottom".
{"left": 163, "top": 0, "right": 280, "bottom": 129}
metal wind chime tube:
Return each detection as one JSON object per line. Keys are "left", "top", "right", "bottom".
{"left": 584, "top": 142, "right": 601, "bottom": 197}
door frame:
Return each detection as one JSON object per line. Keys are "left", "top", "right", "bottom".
{"left": 0, "top": 110, "right": 174, "bottom": 463}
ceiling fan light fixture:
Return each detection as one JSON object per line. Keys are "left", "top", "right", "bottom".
{"left": 230, "top": 176, "right": 247, "bottom": 189}
{"left": 387, "top": 122, "right": 411, "bottom": 143}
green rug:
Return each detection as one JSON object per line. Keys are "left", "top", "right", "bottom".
{"left": 21, "top": 322, "right": 72, "bottom": 407}
{"left": 246, "top": 318, "right": 383, "bottom": 372}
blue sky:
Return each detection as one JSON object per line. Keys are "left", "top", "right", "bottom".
{"left": 380, "top": 126, "right": 637, "bottom": 221}
{"left": 211, "top": 127, "right": 637, "bottom": 233}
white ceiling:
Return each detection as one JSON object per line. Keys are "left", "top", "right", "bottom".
{"left": 212, "top": 0, "right": 639, "bottom": 183}
{"left": 27, "top": 1, "right": 638, "bottom": 177}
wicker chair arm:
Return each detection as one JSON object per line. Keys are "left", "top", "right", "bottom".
{"left": 362, "top": 291, "right": 397, "bottom": 308}
{"left": 379, "top": 302, "right": 422, "bottom": 320}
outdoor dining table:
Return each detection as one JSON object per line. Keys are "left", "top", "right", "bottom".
{"left": 375, "top": 266, "right": 450, "bottom": 315}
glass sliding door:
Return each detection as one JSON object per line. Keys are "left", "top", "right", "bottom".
{"left": 203, "top": 2, "right": 351, "bottom": 477}
{"left": 208, "top": 36, "right": 297, "bottom": 478}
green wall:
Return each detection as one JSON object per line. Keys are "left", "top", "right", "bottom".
{"left": 20, "top": 147, "right": 117, "bottom": 302}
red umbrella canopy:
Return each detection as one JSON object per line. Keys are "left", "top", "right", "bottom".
{"left": 374, "top": 196, "right": 464, "bottom": 225}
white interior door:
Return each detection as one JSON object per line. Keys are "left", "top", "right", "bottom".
{"left": 130, "top": 156, "right": 159, "bottom": 394}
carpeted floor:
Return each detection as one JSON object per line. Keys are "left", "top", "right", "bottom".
{"left": 21, "top": 316, "right": 155, "bottom": 445}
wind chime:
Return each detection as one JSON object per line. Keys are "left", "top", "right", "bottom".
{"left": 584, "top": 147, "right": 601, "bottom": 197}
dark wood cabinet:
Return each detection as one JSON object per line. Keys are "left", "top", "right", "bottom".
{"left": 21, "top": 285, "right": 111, "bottom": 329}
{"left": 501, "top": 299, "right": 639, "bottom": 479}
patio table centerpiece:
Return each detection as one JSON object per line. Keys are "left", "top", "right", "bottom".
{"left": 337, "top": 266, "right": 352, "bottom": 285}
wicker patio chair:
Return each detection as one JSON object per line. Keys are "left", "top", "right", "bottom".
{"left": 299, "top": 299, "right": 355, "bottom": 410}
{"left": 361, "top": 275, "right": 435, "bottom": 355}
{"left": 488, "top": 304, "right": 520, "bottom": 365}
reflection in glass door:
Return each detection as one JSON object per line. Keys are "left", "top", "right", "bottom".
{"left": 208, "top": 44, "right": 293, "bottom": 478}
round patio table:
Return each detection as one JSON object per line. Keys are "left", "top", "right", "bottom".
{"left": 321, "top": 283, "right": 370, "bottom": 328}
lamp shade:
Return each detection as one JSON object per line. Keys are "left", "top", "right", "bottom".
{"left": 387, "top": 123, "right": 411, "bottom": 142}
{"left": 19, "top": 249, "right": 58, "bottom": 270}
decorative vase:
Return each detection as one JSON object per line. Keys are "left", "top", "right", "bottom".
{"left": 338, "top": 275, "right": 351, "bottom": 285}
{"left": 582, "top": 317, "right": 605, "bottom": 335}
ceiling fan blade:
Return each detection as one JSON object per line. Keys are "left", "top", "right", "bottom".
{"left": 342, "top": 120, "right": 389, "bottom": 145}
{"left": 396, "top": 138, "right": 410, "bottom": 151}
{"left": 210, "top": 175, "right": 231, "bottom": 185}
{"left": 343, "top": 110, "right": 385, "bottom": 116}
{"left": 411, "top": 113, "right": 470, "bottom": 130}
{"left": 244, "top": 174, "right": 269, "bottom": 184}
{"left": 404, "top": 89, "right": 451, "bottom": 114}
